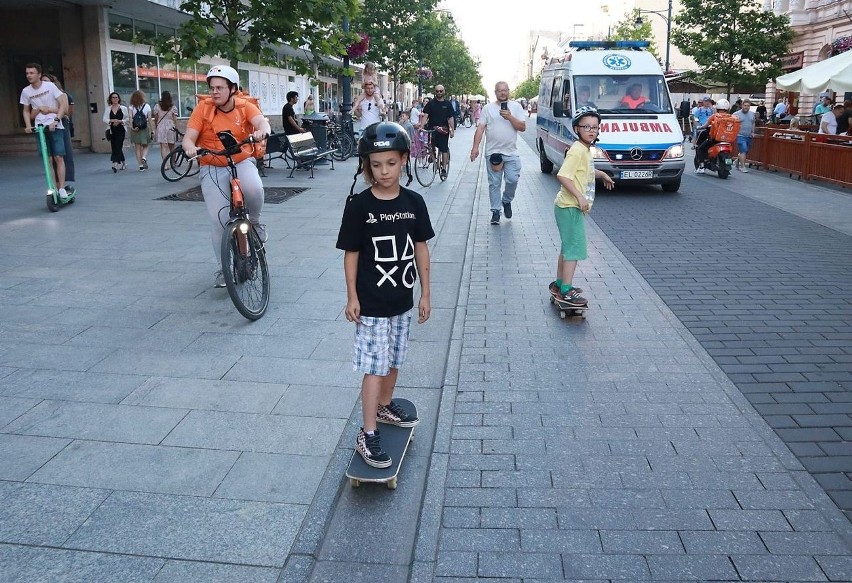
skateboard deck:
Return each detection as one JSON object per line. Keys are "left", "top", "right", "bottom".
{"left": 550, "top": 295, "right": 588, "bottom": 319}
{"left": 346, "top": 398, "right": 417, "bottom": 490}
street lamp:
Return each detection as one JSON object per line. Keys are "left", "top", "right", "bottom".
{"left": 634, "top": 0, "right": 673, "bottom": 73}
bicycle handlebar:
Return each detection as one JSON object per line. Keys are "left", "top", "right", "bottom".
{"left": 192, "top": 134, "right": 268, "bottom": 160}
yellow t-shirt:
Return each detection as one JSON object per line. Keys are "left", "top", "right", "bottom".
{"left": 187, "top": 98, "right": 262, "bottom": 166}
{"left": 555, "top": 141, "right": 595, "bottom": 210}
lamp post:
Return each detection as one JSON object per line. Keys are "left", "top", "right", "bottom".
{"left": 341, "top": 15, "right": 353, "bottom": 132}
{"left": 634, "top": 0, "right": 673, "bottom": 73}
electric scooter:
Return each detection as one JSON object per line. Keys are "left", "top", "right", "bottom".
{"left": 35, "top": 124, "right": 76, "bottom": 212}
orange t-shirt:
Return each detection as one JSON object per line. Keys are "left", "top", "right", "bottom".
{"left": 187, "top": 98, "right": 262, "bottom": 166}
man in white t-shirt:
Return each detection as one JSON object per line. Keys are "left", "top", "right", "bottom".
{"left": 355, "top": 80, "right": 384, "bottom": 131}
{"left": 819, "top": 104, "right": 845, "bottom": 135}
{"left": 469, "top": 81, "right": 526, "bottom": 225}
{"left": 20, "top": 62, "right": 70, "bottom": 199}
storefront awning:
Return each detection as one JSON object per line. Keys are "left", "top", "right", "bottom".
{"left": 775, "top": 49, "right": 852, "bottom": 94}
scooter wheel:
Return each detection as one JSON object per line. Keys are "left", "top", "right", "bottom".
{"left": 46, "top": 194, "right": 60, "bottom": 212}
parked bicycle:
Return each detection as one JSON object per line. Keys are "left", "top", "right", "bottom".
{"left": 326, "top": 117, "right": 356, "bottom": 161}
{"left": 193, "top": 131, "right": 270, "bottom": 320}
{"left": 160, "top": 127, "right": 200, "bottom": 182}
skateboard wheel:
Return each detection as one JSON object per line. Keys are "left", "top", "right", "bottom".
{"left": 387, "top": 477, "right": 397, "bottom": 490}
{"left": 559, "top": 310, "right": 566, "bottom": 319}
{"left": 350, "top": 478, "right": 360, "bottom": 488}
{"left": 549, "top": 296, "right": 555, "bottom": 304}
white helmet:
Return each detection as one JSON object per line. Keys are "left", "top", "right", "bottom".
{"left": 716, "top": 98, "right": 730, "bottom": 110}
{"left": 206, "top": 65, "right": 239, "bottom": 86}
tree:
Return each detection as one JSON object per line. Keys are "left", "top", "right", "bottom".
{"left": 610, "top": 9, "right": 660, "bottom": 63}
{"left": 156, "top": 0, "right": 360, "bottom": 75}
{"left": 512, "top": 74, "right": 541, "bottom": 100}
{"left": 671, "top": 0, "right": 794, "bottom": 96}
{"left": 354, "top": 1, "right": 482, "bottom": 101}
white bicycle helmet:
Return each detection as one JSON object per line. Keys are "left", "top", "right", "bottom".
{"left": 206, "top": 65, "right": 239, "bottom": 86}
{"left": 572, "top": 105, "right": 601, "bottom": 127}
{"left": 716, "top": 98, "right": 730, "bottom": 110}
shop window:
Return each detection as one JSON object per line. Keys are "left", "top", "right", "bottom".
{"left": 157, "top": 26, "right": 176, "bottom": 43}
{"left": 134, "top": 20, "right": 157, "bottom": 46}
{"left": 137, "top": 54, "right": 160, "bottom": 106}
{"left": 111, "top": 50, "right": 136, "bottom": 103}
{"left": 109, "top": 14, "right": 133, "bottom": 42}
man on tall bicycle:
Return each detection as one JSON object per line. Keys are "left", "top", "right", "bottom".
{"left": 182, "top": 65, "right": 272, "bottom": 288}
{"left": 419, "top": 84, "right": 455, "bottom": 180}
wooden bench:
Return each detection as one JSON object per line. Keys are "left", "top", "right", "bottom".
{"left": 284, "top": 132, "right": 336, "bottom": 179}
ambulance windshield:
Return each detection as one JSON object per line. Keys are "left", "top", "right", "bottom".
{"left": 574, "top": 75, "right": 674, "bottom": 115}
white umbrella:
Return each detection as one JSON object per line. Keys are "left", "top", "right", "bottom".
{"left": 775, "top": 50, "right": 852, "bottom": 94}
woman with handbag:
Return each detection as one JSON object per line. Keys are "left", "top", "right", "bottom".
{"left": 103, "top": 92, "right": 128, "bottom": 172}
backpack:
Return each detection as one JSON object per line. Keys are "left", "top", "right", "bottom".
{"left": 710, "top": 113, "right": 740, "bottom": 142}
{"left": 132, "top": 106, "right": 148, "bottom": 130}
{"left": 194, "top": 92, "right": 266, "bottom": 159}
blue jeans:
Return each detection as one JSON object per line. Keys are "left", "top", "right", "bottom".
{"left": 486, "top": 154, "right": 521, "bottom": 212}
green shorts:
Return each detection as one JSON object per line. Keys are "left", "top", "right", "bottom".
{"left": 554, "top": 205, "right": 587, "bottom": 260}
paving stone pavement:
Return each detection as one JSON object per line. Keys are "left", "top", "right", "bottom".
{"left": 1, "top": 124, "right": 852, "bottom": 582}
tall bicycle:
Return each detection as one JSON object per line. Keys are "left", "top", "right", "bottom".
{"left": 160, "top": 127, "right": 200, "bottom": 182}
{"left": 194, "top": 131, "right": 270, "bottom": 320}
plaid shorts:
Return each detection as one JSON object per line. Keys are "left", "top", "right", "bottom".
{"left": 353, "top": 311, "right": 413, "bottom": 376}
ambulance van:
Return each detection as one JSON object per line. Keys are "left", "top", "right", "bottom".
{"left": 536, "top": 40, "right": 685, "bottom": 192}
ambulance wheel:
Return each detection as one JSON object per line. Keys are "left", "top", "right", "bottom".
{"left": 661, "top": 179, "right": 681, "bottom": 193}
{"left": 539, "top": 142, "right": 553, "bottom": 174}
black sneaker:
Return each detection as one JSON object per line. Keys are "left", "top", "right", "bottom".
{"left": 490, "top": 210, "right": 500, "bottom": 225}
{"left": 558, "top": 288, "right": 588, "bottom": 307}
{"left": 356, "top": 428, "right": 392, "bottom": 468}
{"left": 550, "top": 281, "right": 582, "bottom": 296}
{"left": 377, "top": 400, "right": 419, "bottom": 427}
{"left": 502, "top": 202, "right": 512, "bottom": 219}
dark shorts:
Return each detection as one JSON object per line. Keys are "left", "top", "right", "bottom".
{"left": 46, "top": 127, "right": 66, "bottom": 157}
{"left": 432, "top": 129, "right": 449, "bottom": 153}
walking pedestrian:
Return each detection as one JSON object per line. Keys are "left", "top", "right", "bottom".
{"left": 153, "top": 91, "right": 178, "bottom": 162}
{"left": 549, "top": 107, "right": 614, "bottom": 306}
{"left": 336, "top": 121, "right": 434, "bottom": 468}
{"left": 129, "top": 90, "right": 152, "bottom": 171}
{"left": 103, "top": 92, "right": 128, "bottom": 172}
{"left": 733, "top": 99, "right": 757, "bottom": 172}
{"left": 469, "top": 81, "right": 526, "bottom": 225}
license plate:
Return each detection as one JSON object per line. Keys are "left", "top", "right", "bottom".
{"left": 620, "top": 170, "right": 653, "bottom": 179}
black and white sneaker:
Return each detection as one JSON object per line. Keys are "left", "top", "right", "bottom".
{"left": 377, "top": 400, "right": 419, "bottom": 427}
{"left": 502, "top": 202, "right": 512, "bottom": 219}
{"left": 549, "top": 281, "right": 582, "bottom": 296}
{"left": 490, "top": 210, "right": 500, "bottom": 225}
{"left": 356, "top": 428, "right": 392, "bottom": 468}
{"left": 558, "top": 288, "right": 588, "bottom": 307}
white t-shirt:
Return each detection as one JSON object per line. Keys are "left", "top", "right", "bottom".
{"left": 409, "top": 106, "right": 421, "bottom": 126}
{"left": 819, "top": 110, "right": 838, "bottom": 134}
{"left": 358, "top": 97, "right": 382, "bottom": 129}
{"left": 477, "top": 100, "right": 525, "bottom": 157}
{"left": 20, "top": 80, "right": 64, "bottom": 129}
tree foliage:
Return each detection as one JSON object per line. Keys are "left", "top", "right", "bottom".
{"left": 353, "top": 0, "right": 482, "bottom": 99}
{"left": 512, "top": 74, "right": 541, "bottom": 100}
{"left": 156, "top": 0, "right": 359, "bottom": 75}
{"left": 671, "top": 0, "right": 794, "bottom": 95}
{"left": 610, "top": 8, "right": 660, "bottom": 63}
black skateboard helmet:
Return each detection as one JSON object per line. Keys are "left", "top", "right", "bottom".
{"left": 358, "top": 121, "right": 411, "bottom": 157}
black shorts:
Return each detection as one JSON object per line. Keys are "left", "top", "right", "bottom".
{"left": 432, "top": 129, "right": 449, "bottom": 153}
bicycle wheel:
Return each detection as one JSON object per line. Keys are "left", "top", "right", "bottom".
{"left": 414, "top": 150, "right": 436, "bottom": 187}
{"left": 161, "top": 146, "right": 197, "bottom": 182}
{"left": 221, "top": 220, "right": 270, "bottom": 320}
{"left": 339, "top": 132, "right": 356, "bottom": 160}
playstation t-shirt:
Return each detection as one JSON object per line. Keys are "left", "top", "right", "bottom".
{"left": 336, "top": 187, "right": 435, "bottom": 317}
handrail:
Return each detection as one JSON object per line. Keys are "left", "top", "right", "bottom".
{"left": 745, "top": 127, "right": 852, "bottom": 188}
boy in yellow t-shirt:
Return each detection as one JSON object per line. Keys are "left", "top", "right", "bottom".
{"left": 550, "top": 107, "right": 614, "bottom": 307}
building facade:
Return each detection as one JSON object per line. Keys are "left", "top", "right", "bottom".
{"left": 1, "top": 0, "right": 393, "bottom": 155}
{"left": 769, "top": 0, "right": 852, "bottom": 114}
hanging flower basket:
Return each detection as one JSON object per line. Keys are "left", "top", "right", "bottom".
{"left": 416, "top": 67, "right": 433, "bottom": 81}
{"left": 346, "top": 34, "right": 370, "bottom": 60}
{"left": 831, "top": 36, "right": 851, "bottom": 57}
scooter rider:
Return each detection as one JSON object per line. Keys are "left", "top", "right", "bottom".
{"left": 695, "top": 98, "right": 731, "bottom": 174}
